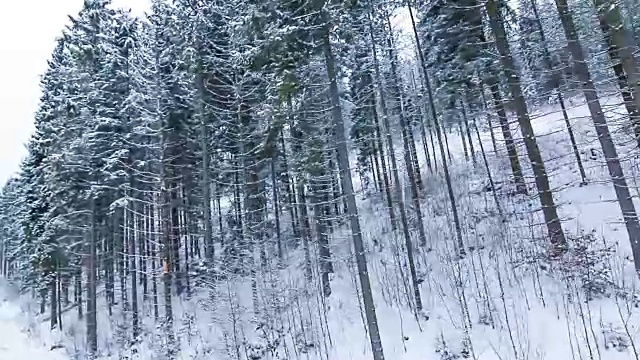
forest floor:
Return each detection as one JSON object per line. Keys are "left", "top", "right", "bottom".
{"left": 310, "top": 94, "right": 640, "bottom": 360}
{"left": 4, "top": 94, "right": 640, "bottom": 360}
{"left": 0, "top": 279, "right": 68, "bottom": 359}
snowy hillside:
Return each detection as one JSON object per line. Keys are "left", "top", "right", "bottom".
{"left": 4, "top": 0, "right": 640, "bottom": 359}
{"left": 1, "top": 94, "right": 639, "bottom": 360}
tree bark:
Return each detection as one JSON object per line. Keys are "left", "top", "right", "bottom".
{"left": 530, "top": 0, "right": 587, "bottom": 184}
{"left": 555, "top": 0, "right": 640, "bottom": 270}
{"left": 595, "top": 3, "right": 640, "bottom": 146}
{"left": 323, "top": 27, "right": 385, "bottom": 360}
{"left": 595, "top": 0, "right": 640, "bottom": 127}
{"left": 486, "top": 77, "right": 527, "bottom": 193}
{"left": 87, "top": 198, "right": 98, "bottom": 355}
{"left": 407, "top": 2, "right": 466, "bottom": 254}
{"left": 368, "top": 7, "right": 424, "bottom": 313}
{"left": 486, "top": 0, "right": 567, "bottom": 249}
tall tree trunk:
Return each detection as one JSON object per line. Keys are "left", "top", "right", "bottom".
{"left": 428, "top": 116, "right": 439, "bottom": 171}
{"left": 442, "top": 122, "right": 453, "bottom": 161}
{"left": 595, "top": 0, "right": 640, "bottom": 133}
{"left": 105, "top": 207, "right": 114, "bottom": 316}
{"left": 461, "top": 101, "right": 477, "bottom": 166}
{"left": 406, "top": 121, "right": 424, "bottom": 191}
{"left": 170, "top": 183, "right": 182, "bottom": 295}
{"left": 157, "top": 37, "right": 176, "bottom": 346}
{"left": 161, "top": 182, "right": 175, "bottom": 352}
{"left": 323, "top": 25, "right": 385, "bottom": 360}
{"left": 196, "top": 67, "right": 214, "bottom": 260}
{"left": 407, "top": 3, "right": 466, "bottom": 254}
{"left": 50, "top": 272, "right": 58, "bottom": 330}
{"left": 311, "top": 177, "right": 332, "bottom": 297}
{"left": 57, "top": 267, "right": 62, "bottom": 329}
{"left": 129, "top": 192, "right": 139, "bottom": 340}
{"left": 468, "top": 96, "right": 504, "bottom": 217}
{"left": 530, "top": 0, "right": 587, "bottom": 184}
{"left": 384, "top": 15, "right": 429, "bottom": 250}
{"left": 459, "top": 119, "right": 470, "bottom": 160}
{"left": 271, "top": 158, "right": 283, "bottom": 264}
{"left": 76, "top": 267, "right": 83, "bottom": 320}
{"left": 280, "top": 122, "right": 301, "bottom": 242}
{"left": 216, "top": 180, "right": 224, "bottom": 237}
{"left": 596, "top": 4, "right": 640, "bottom": 146}
{"left": 486, "top": 0, "right": 567, "bottom": 250}
{"left": 150, "top": 202, "right": 159, "bottom": 321}
{"left": 87, "top": 198, "right": 98, "bottom": 356}
{"left": 480, "top": 83, "right": 499, "bottom": 154}
{"left": 554, "top": 0, "right": 640, "bottom": 271}
{"left": 368, "top": 10, "right": 424, "bottom": 312}
{"left": 613, "top": 60, "right": 640, "bottom": 142}
{"left": 372, "top": 91, "right": 397, "bottom": 232}
{"left": 383, "top": 16, "right": 424, "bottom": 191}
{"left": 410, "top": 70, "right": 433, "bottom": 173}
{"left": 141, "top": 204, "right": 149, "bottom": 299}
{"left": 116, "top": 207, "right": 128, "bottom": 312}
{"left": 485, "top": 77, "right": 527, "bottom": 193}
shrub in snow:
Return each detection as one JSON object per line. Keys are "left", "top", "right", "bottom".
{"left": 602, "top": 323, "right": 630, "bottom": 352}
{"left": 557, "top": 233, "right": 616, "bottom": 301}
{"left": 435, "top": 333, "right": 462, "bottom": 360}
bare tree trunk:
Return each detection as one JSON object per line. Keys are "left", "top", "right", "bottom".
{"left": 157, "top": 37, "right": 176, "bottom": 346}
{"left": 116, "top": 207, "right": 128, "bottom": 312}
{"left": 311, "top": 176, "right": 333, "bottom": 297}
{"left": 271, "top": 158, "right": 283, "bottom": 264}
{"left": 554, "top": 0, "right": 640, "bottom": 271}
{"left": 216, "top": 181, "right": 224, "bottom": 237}
{"left": 442, "top": 122, "right": 453, "bottom": 162}
{"left": 57, "top": 268, "right": 62, "bottom": 329}
{"left": 105, "top": 205, "right": 114, "bottom": 316}
{"left": 384, "top": 15, "right": 424, "bottom": 192}
{"left": 468, "top": 96, "right": 504, "bottom": 217}
{"left": 76, "top": 267, "right": 83, "bottom": 320}
{"left": 150, "top": 202, "right": 159, "bottom": 321}
{"left": 485, "top": 77, "right": 527, "bottom": 193}
{"left": 486, "top": 0, "right": 567, "bottom": 250}
{"left": 371, "top": 153, "right": 382, "bottom": 193}
{"left": 459, "top": 120, "right": 470, "bottom": 161}
{"left": 323, "top": 26, "right": 385, "bottom": 360}
{"left": 407, "top": 3, "right": 465, "bottom": 255}
{"left": 406, "top": 123, "right": 424, "bottom": 191}
{"left": 368, "top": 7, "right": 424, "bottom": 312}
{"left": 461, "top": 102, "right": 477, "bottom": 166}
{"left": 87, "top": 198, "right": 98, "bottom": 356}
{"left": 50, "top": 272, "right": 58, "bottom": 330}
{"left": 612, "top": 61, "right": 640, "bottom": 142}
{"left": 480, "top": 83, "right": 499, "bottom": 154}
{"left": 410, "top": 70, "right": 433, "bottom": 173}
{"left": 595, "top": 0, "right": 640, "bottom": 134}
{"left": 141, "top": 204, "right": 149, "bottom": 299}
{"left": 596, "top": 4, "right": 640, "bottom": 146}
{"left": 129, "top": 191, "right": 139, "bottom": 340}
{"left": 530, "top": 0, "right": 587, "bottom": 184}
{"left": 196, "top": 68, "right": 214, "bottom": 260}
{"left": 161, "top": 182, "right": 175, "bottom": 353}
{"left": 384, "top": 13, "right": 429, "bottom": 250}
{"left": 279, "top": 124, "right": 300, "bottom": 242}
{"left": 371, "top": 95, "right": 397, "bottom": 232}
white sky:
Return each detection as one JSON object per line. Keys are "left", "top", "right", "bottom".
{"left": 0, "top": 0, "right": 150, "bottom": 185}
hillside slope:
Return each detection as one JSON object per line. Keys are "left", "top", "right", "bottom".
{"left": 5, "top": 95, "right": 640, "bottom": 360}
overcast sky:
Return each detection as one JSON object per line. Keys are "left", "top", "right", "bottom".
{"left": 0, "top": 0, "right": 150, "bottom": 185}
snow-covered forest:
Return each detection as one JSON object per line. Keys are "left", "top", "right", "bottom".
{"left": 3, "top": 0, "right": 640, "bottom": 358}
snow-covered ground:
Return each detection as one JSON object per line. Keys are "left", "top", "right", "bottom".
{"left": 0, "top": 281, "right": 68, "bottom": 359}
